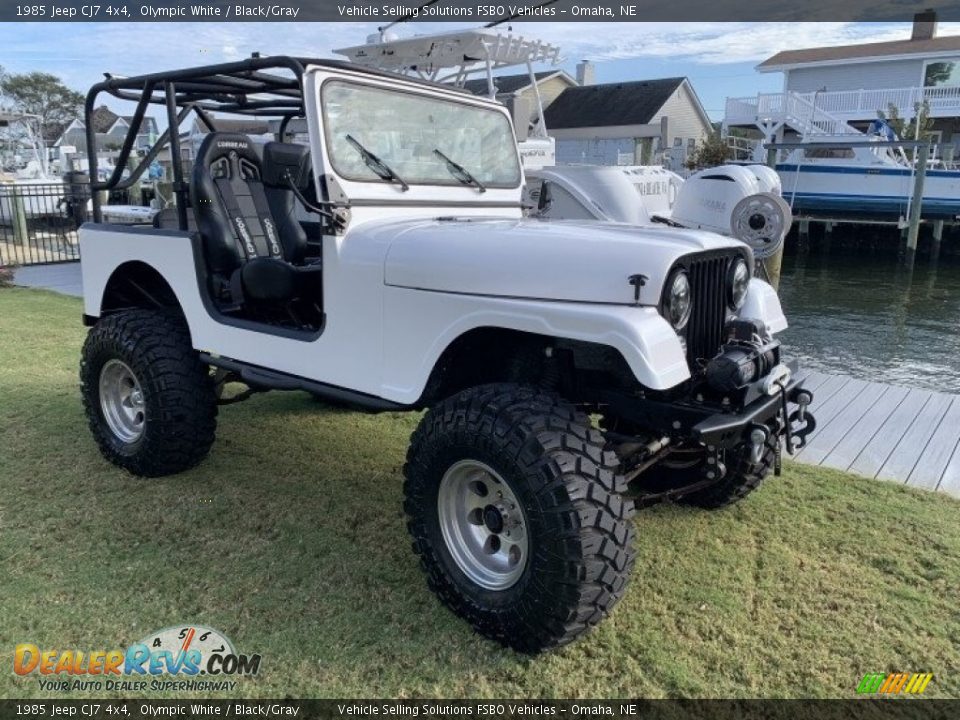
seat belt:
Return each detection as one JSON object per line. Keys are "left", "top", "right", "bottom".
{"left": 215, "top": 177, "right": 259, "bottom": 261}
{"left": 247, "top": 179, "right": 283, "bottom": 260}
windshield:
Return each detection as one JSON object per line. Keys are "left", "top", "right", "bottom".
{"left": 321, "top": 80, "right": 522, "bottom": 189}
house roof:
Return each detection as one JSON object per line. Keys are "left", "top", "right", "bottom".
{"left": 461, "top": 71, "right": 565, "bottom": 96}
{"left": 758, "top": 34, "right": 960, "bottom": 71}
{"left": 543, "top": 77, "right": 686, "bottom": 129}
{"left": 90, "top": 106, "right": 120, "bottom": 133}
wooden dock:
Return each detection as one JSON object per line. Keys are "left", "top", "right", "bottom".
{"left": 795, "top": 371, "right": 960, "bottom": 496}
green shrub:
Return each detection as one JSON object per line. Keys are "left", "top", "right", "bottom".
{"left": 0, "top": 264, "right": 16, "bottom": 288}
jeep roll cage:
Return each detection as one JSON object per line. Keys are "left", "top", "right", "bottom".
{"left": 83, "top": 55, "right": 473, "bottom": 229}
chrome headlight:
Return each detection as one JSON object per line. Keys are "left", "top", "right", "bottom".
{"left": 728, "top": 258, "right": 750, "bottom": 311}
{"left": 665, "top": 270, "right": 692, "bottom": 330}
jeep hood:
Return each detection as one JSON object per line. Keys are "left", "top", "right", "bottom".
{"left": 381, "top": 218, "right": 746, "bottom": 305}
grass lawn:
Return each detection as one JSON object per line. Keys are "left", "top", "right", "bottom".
{"left": 1, "top": 286, "right": 959, "bottom": 700}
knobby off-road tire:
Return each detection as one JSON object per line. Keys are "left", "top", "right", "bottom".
{"left": 403, "top": 384, "right": 636, "bottom": 653}
{"left": 80, "top": 309, "right": 217, "bottom": 477}
{"left": 673, "top": 434, "right": 779, "bottom": 509}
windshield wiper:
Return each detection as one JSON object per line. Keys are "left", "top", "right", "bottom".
{"left": 433, "top": 149, "right": 486, "bottom": 193}
{"left": 345, "top": 134, "right": 409, "bottom": 191}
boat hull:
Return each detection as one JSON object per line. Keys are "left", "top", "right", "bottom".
{"left": 0, "top": 180, "right": 66, "bottom": 223}
{"left": 776, "top": 164, "right": 960, "bottom": 220}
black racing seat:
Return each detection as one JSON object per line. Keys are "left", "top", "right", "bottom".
{"left": 190, "top": 132, "right": 322, "bottom": 308}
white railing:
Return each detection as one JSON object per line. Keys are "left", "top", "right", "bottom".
{"left": 795, "top": 85, "right": 960, "bottom": 118}
{"left": 724, "top": 92, "right": 859, "bottom": 136}
{"left": 726, "top": 85, "right": 960, "bottom": 126}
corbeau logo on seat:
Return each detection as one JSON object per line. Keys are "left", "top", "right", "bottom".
{"left": 234, "top": 217, "right": 256, "bottom": 256}
{"left": 217, "top": 141, "right": 248, "bottom": 150}
{"left": 262, "top": 218, "right": 280, "bottom": 256}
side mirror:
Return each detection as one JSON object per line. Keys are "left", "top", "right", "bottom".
{"left": 537, "top": 181, "right": 552, "bottom": 214}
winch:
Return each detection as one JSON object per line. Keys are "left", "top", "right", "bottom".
{"left": 705, "top": 319, "right": 779, "bottom": 394}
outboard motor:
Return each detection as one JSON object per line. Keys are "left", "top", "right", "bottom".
{"left": 669, "top": 164, "right": 791, "bottom": 264}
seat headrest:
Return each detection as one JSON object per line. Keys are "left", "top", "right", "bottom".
{"left": 262, "top": 142, "right": 311, "bottom": 189}
{"left": 194, "top": 132, "right": 261, "bottom": 175}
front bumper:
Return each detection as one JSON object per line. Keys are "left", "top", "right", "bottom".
{"left": 601, "top": 360, "right": 815, "bottom": 451}
{"left": 692, "top": 367, "right": 812, "bottom": 448}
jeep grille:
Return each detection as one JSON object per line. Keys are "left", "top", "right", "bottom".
{"left": 685, "top": 254, "right": 734, "bottom": 366}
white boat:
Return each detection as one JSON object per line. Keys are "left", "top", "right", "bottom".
{"left": 0, "top": 111, "right": 66, "bottom": 222}
{"left": 775, "top": 135, "right": 960, "bottom": 220}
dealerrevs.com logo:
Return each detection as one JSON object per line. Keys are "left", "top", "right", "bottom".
{"left": 14, "top": 625, "right": 261, "bottom": 693}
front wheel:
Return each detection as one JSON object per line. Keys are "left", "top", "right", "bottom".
{"left": 80, "top": 309, "right": 218, "bottom": 477}
{"left": 637, "top": 434, "right": 778, "bottom": 510}
{"left": 403, "top": 384, "right": 636, "bottom": 653}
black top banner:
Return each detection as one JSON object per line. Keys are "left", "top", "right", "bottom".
{"left": 2, "top": 0, "right": 960, "bottom": 22}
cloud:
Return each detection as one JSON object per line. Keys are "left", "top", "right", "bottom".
{"left": 2, "top": 20, "right": 957, "bottom": 98}
{"left": 514, "top": 21, "right": 960, "bottom": 64}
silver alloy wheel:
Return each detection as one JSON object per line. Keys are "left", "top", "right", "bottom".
{"left": 437, "top": 459, "right": 529, "bottom": 591}
{"left": 98, "top": 359, "right": 146, "bottom": 444}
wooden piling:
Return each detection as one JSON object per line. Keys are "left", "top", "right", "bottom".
{"left": 905, "top": 147, "right": 928, "bottom": 253}
{"left": 933, "top": 220, "right": 944, "bottom": 244}
{"left": 11, "top": 188, "right": 29, "bottom": 248}
{"left": 765, "top": 145, "right": 785, "bottom": 292}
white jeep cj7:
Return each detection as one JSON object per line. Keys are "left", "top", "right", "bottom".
{"left": 78, "top": 57, "right": 815, "bottom": 652}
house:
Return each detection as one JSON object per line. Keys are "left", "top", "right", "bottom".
{"left": 724, "top": 10, "right": 960, "bottom": 150}
{"left": 55, "top": 106, "right": 159, "bottom": 155}
{"left": 461, "top": 69, "right": 578, "bottom": 130}
{"left": 463, "top": 63, "right": 712, "bottom": 167}
{"left": 544, "top": 73, "right": 713, "bottom": 165}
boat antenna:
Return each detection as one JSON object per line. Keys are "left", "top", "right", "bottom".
{"left": 378, "top": 0, "right": 443, "bottom": 34}
{"left": 484, "top": 0, "right": 559, "bottom": 27}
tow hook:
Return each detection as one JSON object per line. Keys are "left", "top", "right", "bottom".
{"left": 788, "top": 389, "right": 816, "bottom": 451}
{"left": 748, "top": 424, "right": 769, "bottom": 464}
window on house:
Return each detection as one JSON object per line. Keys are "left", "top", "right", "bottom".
{"left": 924, "top": 60, "right": 960, "bottom": 87}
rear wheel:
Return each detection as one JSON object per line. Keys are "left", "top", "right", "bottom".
{"left": 80, "top": 309, "right": 217, "bottom": 477}
{"left": 404, "top": 384, "right": 635, "bottom": 652}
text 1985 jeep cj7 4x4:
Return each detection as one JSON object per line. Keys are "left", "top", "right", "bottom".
{"left": 78, "top": 57, "right": 815, "bottom": 652}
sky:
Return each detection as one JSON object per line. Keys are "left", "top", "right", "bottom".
{"left": 2, "top": 20, "right": 958, "bottom": 122}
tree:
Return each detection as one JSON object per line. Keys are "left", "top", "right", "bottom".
{"left": 0, "top": 71, "right": 84, "bottom": 144}
{"left": 685, "top": 129, "right": 730, "bottom": 170}
{"left": 877, "top": 100, "right": 935, "bottom": 160}
{"left": 924, "top": 61, "right": 956, "bottom": 87}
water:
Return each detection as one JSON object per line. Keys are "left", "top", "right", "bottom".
{"left": 777, "top": 251, "right": 960, "bottom": 393}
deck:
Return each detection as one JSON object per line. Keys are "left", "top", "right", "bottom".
{"left": 796, "top": 371, "right": 960, "bottom": 496}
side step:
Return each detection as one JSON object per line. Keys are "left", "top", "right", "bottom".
{"left": 199, "top": 353, "right": 408, "bottom": 413}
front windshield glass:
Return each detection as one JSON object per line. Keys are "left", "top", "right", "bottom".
{"left": 322, "top": 80, "right": 522, "bottom": 188}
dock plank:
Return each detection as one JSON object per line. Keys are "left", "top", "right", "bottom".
{"left": 794, "top": 377, "right": 870, "bottom": 458}
{"left": 802, "top": 371, "right": 832, "bottom": 394}
{"left": 820, "top": 384, "right": 911, "bottom": 472}
{"left": 876, "top": 392, "right": 953, "bottom": 484}
{"left": 848, "top": 388, "right": 933, "bottom": 479}
{"left": 783, "top": 372, "right": 960, "bottom": 494}
{"left": 798, "top": 381, "right": 892, "bottom": 466}
{"left": 937, "top": 443, "right": 960, "bottom": 497}
{"left": 802, "top": 374, "right": 853, "bottom": 419}
{"left": 907, "top": 396, "right": 960, "bottom": 491}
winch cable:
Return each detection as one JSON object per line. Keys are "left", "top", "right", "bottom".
{"left": 775, "top": 380, "right": 795, "bottom": 455}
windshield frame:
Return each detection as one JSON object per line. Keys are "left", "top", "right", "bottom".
{"left": 319, "top": 77, "right": 523, "bottom": 191}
